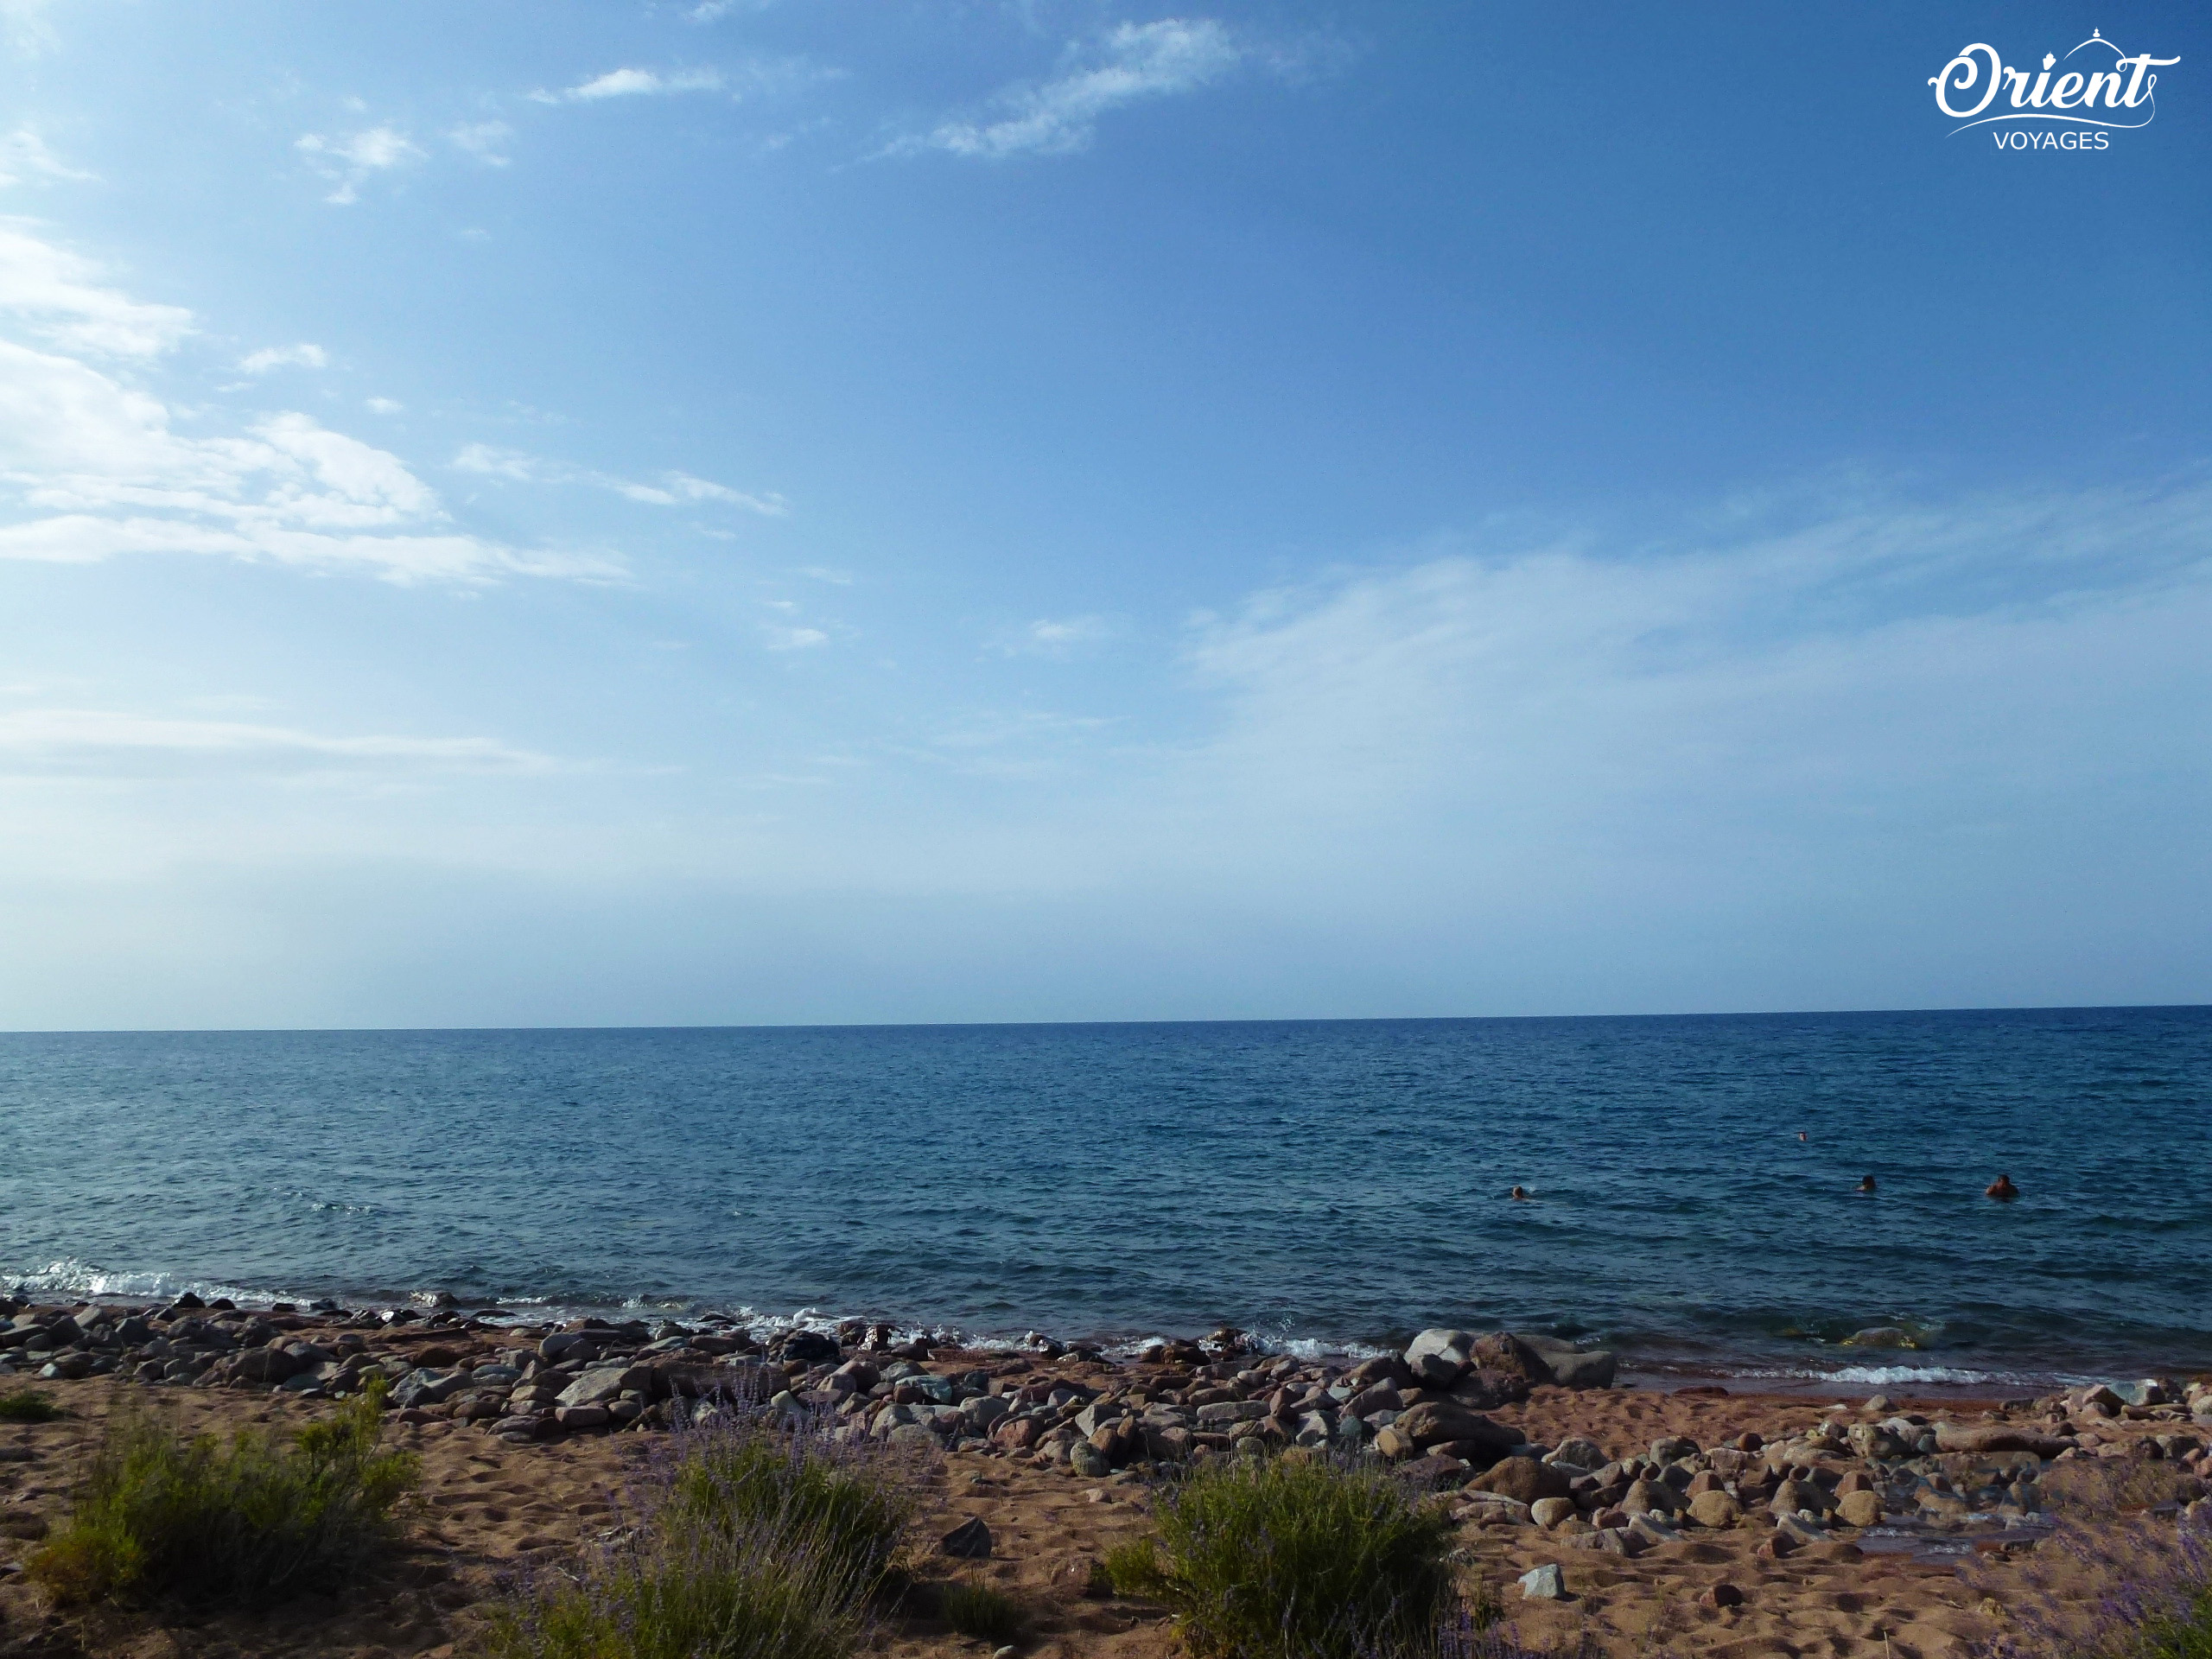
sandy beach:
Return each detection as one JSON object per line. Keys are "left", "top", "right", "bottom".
{"left": 3, "top": 1298, "right": 2206, "bottom": 1659}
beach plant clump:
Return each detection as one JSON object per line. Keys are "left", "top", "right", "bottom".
{"left": 28, "top": 1378, "right": 418, "bottom": 1606}
{"left": 0, "top": 1386, "right": 64, "bottom": 1423}
{"left": 1964, "top": 1462, "right": 2212, "bottom": 1659}
{"left": 937, "top": 1579, "right": 1025, "bottom": 1643}
{"left": 481, "top": 1408, "right": 923, "bottom": 1659}
{"left": 1103, "top": 1451, "right": 1468, "bottom": 1659}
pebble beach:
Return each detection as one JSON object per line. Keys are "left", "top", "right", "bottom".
{"left": 3, "top": 1288, "right": 2208, "bottom": 1659}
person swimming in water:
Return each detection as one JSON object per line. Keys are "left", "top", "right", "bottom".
{"left": 1509, "top": 1185, "right": 1530, "bottom": 1201}
{"left": 1857, "top": 1175, "right": 1877, "bottom": 1193}
{"left": 1986, "top": 1173, "right": 2018, "bottom": 1200}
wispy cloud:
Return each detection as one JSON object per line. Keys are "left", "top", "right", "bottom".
{"left": 0, "top": 226, "right": 613, "bottom": 584}
{"left": 295, "top": 126, "right": 425, "bottom": 204}
{"left": 536, "top": 67, "right": 726, "bottom": 104}
{"left": 765, "top": 625, "right": 829, "bottom": 651}
{"left": 448, "top": 121, "right": 513, "bottom": 166}
{"left": 889, "top": 18, "right": 1309, "bottom": 159}
{"left": 994, "top": 615, "right": 1113, "bottom": 656}
{"left": 0, "top": 707, "right": 562, "bottom": 779}
{"left": 0, "top": 219, "right": 191, "bottom": 355}
{"left": 237, "top": 342, "right": 327, "bottom": 374}
{"left": 0, "top": 127, "right": 91, "bottom": 187}
{"left": 365, "top": 397, "right": 404, "bottom": 415}
{"left": 454, "top": 442, "right": 786, "bottom": 515}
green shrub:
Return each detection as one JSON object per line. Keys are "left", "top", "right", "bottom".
{"left": 482, "top": 1533, "right": 868, "bottom": 1659}
{"left": 1105, "top": 1453, "right": 1464, "bottom": 1659}
{"left": 664, "top": 1426, "right": 910, "bottom": 1587}
{"left": 28, "top": 1380, "right": 417, "bottom": 1606}
{"left": 0, "top": 1387, "right": 63, "bottom": 1423}
{"left": 938, "top": 1580, "right": 1024, "bottom": 1643}
{"left": 481, "top": 1414, "right": 920, "bottom": 1659}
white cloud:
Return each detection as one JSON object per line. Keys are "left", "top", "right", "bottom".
{"left": 765, "top": 626, "right": 829, "bottom": 650}
{"left": 0, "top": 707, "right": 560, "bottom": 779}
{"left": 295, "top": 126, "right": 425, "bottom": 204}
{"left": 538, "top": 67, "right": 726, "bottom": 103}
{"left": 454, "top": 442, "right": 785, "bottom": 515}
{"left": 1177, "top": 477, "right": 2212, "bottom": 861}
{"left": 995, "top": 615, "right": 1113, "bottom": 655}
{"left": 238, "top": 342, "right": 328, "bottom": 374}
{"left": 365, "top": 397, "right": 404, "bottom": 415}
{"left": 0, "top": 219, "right": 192, "bottom": 355}
{"left": 0, "top": 226, "right": 615, "bottom": 584}
{"left": 0, "top": 0, "right": 56, "bottom": 55}
{"left": 448, "top": 121, "right": 512, "bottom": 166}
{"left": 0, "top": 127, "right": 91, "bottom": 187}
{"left": 895, "top": 18, "right": 1251, "bottom": 159}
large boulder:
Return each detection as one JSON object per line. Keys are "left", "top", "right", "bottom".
{"left": 1468, "top": 1455, "right": 1573, "bottom": 1505}
{"left": 1471, "top": 1333, "right": 1555, "bottom": 1389}
{"left": 1931, "top": 1423, "right": 2074, "bottom": 1458}
{"left": 1514, "top": 1335, "right": 1618, "bottom": 1390}
{"left": 1448, "top": 1369, "right": 1535, "bottom": 1410}
{"left": 557, "top": 1364, "right": 647, "bottom": 1408}
{"left": 1395, "top": 1400, "right": 1523, "bottom": 1454}
{"left": 230, "top": 1345, "right": 302, "bottom": 1385}
{"left": 1403, "top": 1329, "right": 1479, "bottom": 1387}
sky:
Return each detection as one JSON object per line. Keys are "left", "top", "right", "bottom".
{"left": 0, "top": 0, "right": 2206, "bottom": 1029}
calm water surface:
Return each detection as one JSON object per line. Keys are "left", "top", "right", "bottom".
{"left": 3, "top": 1009, "right": 2208, "bottom": 1386}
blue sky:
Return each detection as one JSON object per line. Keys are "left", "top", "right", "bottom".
{"left": 0, "top": 0, "right": 2206, "bottom": 1027}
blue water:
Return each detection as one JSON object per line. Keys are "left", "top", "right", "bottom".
{"left": 3, "top": 1009, "right": 2209, "bottom": 1385}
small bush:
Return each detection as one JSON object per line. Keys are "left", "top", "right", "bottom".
{"left": 1106, "top": 1453, "right": 1464, "bottom": 1659}
{"left": 939, "top": 1580, "right": 1024, "bottom": 1643}
{"left": 481, "top": 1408, "right": 921, "bottom": 1659}
{"left": 665, "top": 1422, "right": 910, "bottom": 1587}
{"left": 28, "top": 1379, "right": 416, "bottom": 1606}
{"left": 484, "top": 1529, "right": 869, "bottom": 1659}
{"left": 0, "top": 1387, "right": 63, "bottom": 1423}
{"left": 1966, "top": 1510, "right": 2212, "bottom": 1659}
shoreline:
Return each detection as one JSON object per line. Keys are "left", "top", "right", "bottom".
{"left": 3, "top": 1277, "right": 2202, "bottom": 1401}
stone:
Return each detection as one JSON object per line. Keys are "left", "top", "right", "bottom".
{"left": 1194, "top": 1399, "right": 1269, "bottom": 1427}
{"left": 1627, "top": 1514, "right": 1681, "bottom": 1548}
{"left": 1403, "top": 1329, "right": 1478, "bottom": 1387}
{"left": 1469, "top": 1332, "right": 1554, "bottom": 1388}
{"left": 1447, "top": 1369, "right": 1535, "bottom": 1410}
{"left": 1551, "top": 1436, "right": 1608, "bottom": 1471}
{"left": 1700, "top": 1582, "right": 1745, "bottom": 1610}
{"left": 557, "top": 1366, "right": 644, "bottom": 1408}
{"left": 941, "top": 1516, "right": 993, "bottom": 1559}
{"left": 1514, "top": 1335, "right": 1618, "bottom": 1390}
{"left": 1530, "top": 1497, "right": 1578, "bottom": 1529}
{"left": 556, "top": 1404, "right": 611, "bottom": 1429}
{"left": 1373, "top": 1426, "right": 1416, "bottom": 1459}
{"left": 1517, "top": 1563, "right": 1567, "bottom": 1600}
{"left": 1070, "top": 1441, "right": 1110, "bottom": 1477}
{"left": 1771, "top": 1478, "right": 1831, "bottom": 1518}
{"left": 1932, "top": 1423, "right": 2073, "bottom": 1458}
{"left": 1623, "top": 1477, "right": 1680, "bottom": 1516}
{"left": 1836, "top": 1490, "right": 1884, "bottom": 1528}
{"left": 1688, "top": 1491, "right": 1742, "bottom": 1529}
{"left": 1471, "top": 1456, "right": 1573, "bottom": 1505}
{"left": 1394, "top": 1400, "right": 1522, "bottom": 1452}
{"left": 230, "top": 1346, "right": 302, "bottom": 1384}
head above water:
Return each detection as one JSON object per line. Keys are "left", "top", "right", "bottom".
{"left": 1857, "top": 1175, "right": 1877, "bottom": 1192}
{"left": 1986, "top": 1173, "right": 2019, "bottom": 1199}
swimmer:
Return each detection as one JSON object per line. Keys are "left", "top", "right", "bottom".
{"left": 1856, "top": 1175, "right": 1877, "bottom": 1194}
{"left": 1986, "top": 1173, "right": 2019, "bottom": 1201}
{"left": 1798, "top": 1131, "right": 1808, "bottom": 1142}
{"left": 1509, "top": 1185, "right": 1531, "bottom": 1201}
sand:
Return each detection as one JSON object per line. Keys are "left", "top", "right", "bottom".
{"left": 0, "top": 1371, "right": 2186, "bottom": 1659}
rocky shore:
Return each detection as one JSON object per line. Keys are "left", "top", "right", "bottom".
{"left": 5, "top": 1292, "right": 2207, "bottom": 1516}
{"left": 6, "top": 1289, "right": 2212, "bottom": 1659}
